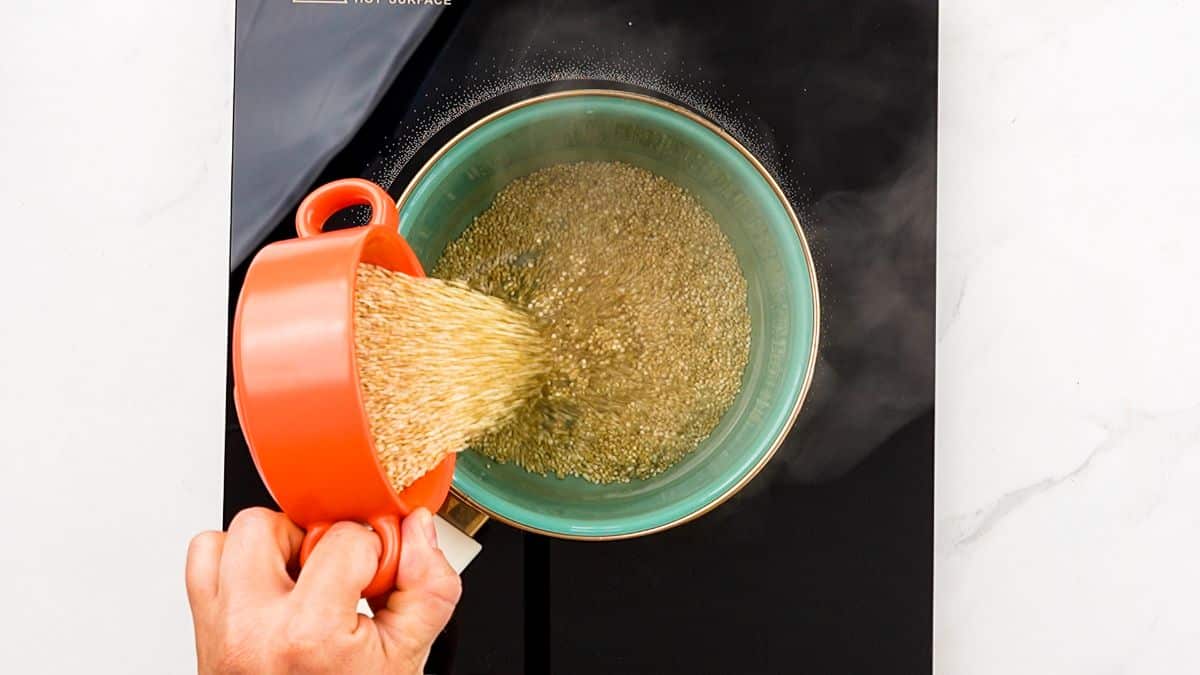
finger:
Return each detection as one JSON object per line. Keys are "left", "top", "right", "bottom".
{"left": 185, "top": 530, "right": 225, "bottom": 606}
{"left": 374, "top": 509, "right": 462, "bottom": 662}
{"left": 218, "top": 507, "right": 304, "bottom": 600}
{"left": 291, "top": 521, "right": 381, "bottom": 633}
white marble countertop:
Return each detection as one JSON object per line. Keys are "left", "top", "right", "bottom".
{"left": 937, "top": 2, "right": 1200, "bottom": 671}
{"left": 2, "top": 1, "right": 1198, "bottom": 672}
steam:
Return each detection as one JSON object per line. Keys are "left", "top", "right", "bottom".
{"left": 779, "top": 137, "right": 936, "bottom": 483}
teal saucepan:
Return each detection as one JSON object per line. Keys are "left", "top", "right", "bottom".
{"left": 397, "top": 89, "right": 819, "bottom": 539}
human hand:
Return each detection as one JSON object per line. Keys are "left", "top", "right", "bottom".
{"left": 186, "top": 507, "right": 461, "bottom": 674}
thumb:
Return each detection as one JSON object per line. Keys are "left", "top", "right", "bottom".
{"left": 373, "top": 508, "right": 463, "bottom": 666}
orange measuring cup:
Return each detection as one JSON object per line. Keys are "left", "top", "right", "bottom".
{"left": 232, "top": 178, "right": 455, "bottom": 599}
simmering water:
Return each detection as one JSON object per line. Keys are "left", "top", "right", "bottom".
{"left": 434, "top": 161, "right": 750, "bottom": 483}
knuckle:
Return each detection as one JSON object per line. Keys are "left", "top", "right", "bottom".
{"left": 323, "top": 522, "right": 379, "bottom": 557}
{"left": 422, "top": 553, "right": 463, "bottom": 606}
{"left": 185, "top": 531, "right": 223, "bottom": 595}
{"left": 188, "top": 530, "right": 223, "bottom": 555}
{"left": 430, "top": 569, "right": 463, "bottom": 607}
{"left": 228, "top": 507, "right": 278, "bottom": 534}
{"left": 403, "top": 571, "right": 462, "bottom": 626}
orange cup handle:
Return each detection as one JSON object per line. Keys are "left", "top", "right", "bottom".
{"left": 363, "top": 515, "right": 402, "bottom": 599}
{"left": 297, "top": 515, "right": 402, "bottom": 600}
{"left": 294, "top": 178, "right": 399, "bottom": 239}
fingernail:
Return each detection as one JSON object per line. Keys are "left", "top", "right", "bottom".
{"left": 419, "top": 508, "right": 439, "bottom": 548}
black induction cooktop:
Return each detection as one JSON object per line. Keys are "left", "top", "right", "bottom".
{"left": 226, "top": 1, "right": 935, "bottom": 672}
